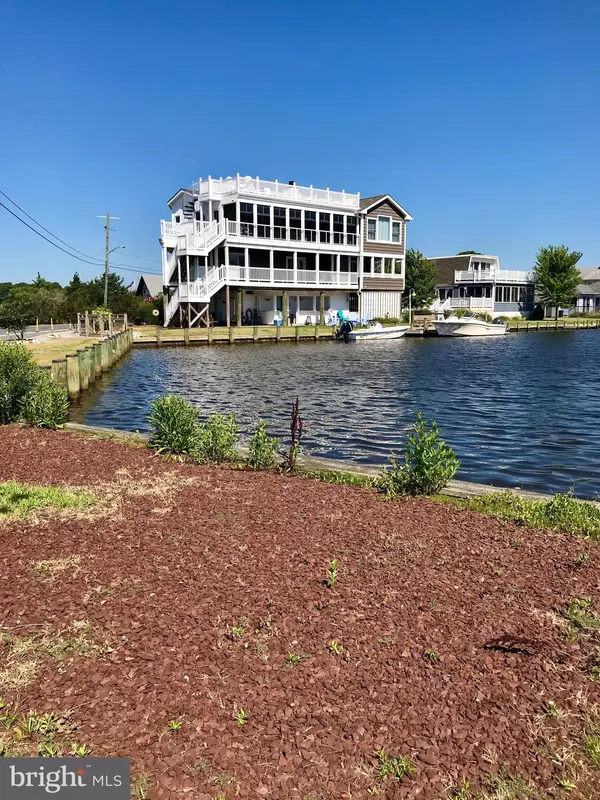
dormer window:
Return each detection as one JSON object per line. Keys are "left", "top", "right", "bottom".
{"left": 367, "top": 216, "right": 403, "bottom": 243}
{"left": 175, "top": 215, "right": 180, "bottom": 223}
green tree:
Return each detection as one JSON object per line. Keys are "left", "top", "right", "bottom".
{"left": 0, "top": 295, "right": 36, "bottom": 339}
{"left": 457, "top": 251, "right": 482, "bottom": 255}
{"left": 533, "top": 245, "right": 582, "bottom": 319}
{"left": 403, "top": 248, "right": 437, "bottom": 308}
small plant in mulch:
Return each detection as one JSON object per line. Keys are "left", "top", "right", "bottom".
{"left": 586, "top": 647, "right": 600, "bottom": 681}
{"left": 247, "top": 419, "right": 278, "bottom": 470}
{"left": 423, "top": 648, "right": 439, "bottom": 663}
{"left": 557, "top": 776, "right": 577, "bottom": 792}
{"left": 377, "top": 413, "right": 460, "bottom": 498}
{"left": 446, "top": 777, "right": 473, "bottom": 799}
{"left": 373, "top": 748, "right": 415, "bottom": 782}
{"left": 543, "top": 700, "right": 563, "bottom": 719}
{"left": 326, "top": 558, "right": 338, "bottom": 588}
{"left": 285, "top": 652, "right": 311, "bottom": 667}
{"left": 227, "top": 622, "right": 245, "bottom": 641}
{"left": 560, "top": 597, "right": 600, "bottom": 634}
{"left": 574, "top": 551, "right": 591, "bottom": 569}
{"left": 378, "top": 635, "right": 394, "bottom": 646}
{"left": 328, "top": 640, "right": 344, "bottom": 656}
{"left": 233, "top": 708, "right": 249, "bottom": 727}
{"left": 583, "top": 731, "right": 600, "bottom": 768}
{"left": 70, "top": 743, "right": 91, "bottom": 756}
{"left": 38, "top": 741, "right": 61, "bottom": 757}
{"left": 195, "top": 412, "right": 238, "bottom": 465}
{"left": 168, "top": 719, "right": 182, "bottom": 732}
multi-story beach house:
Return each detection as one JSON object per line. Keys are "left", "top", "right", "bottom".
{"left": 428, "top": 254, "right": 535, "bottom": 318}
{"left": 159, "top": 175, "right": 412, "bottom": 327}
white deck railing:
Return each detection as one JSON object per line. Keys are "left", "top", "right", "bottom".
{"left": 226, "top": 220, "right": 358, "bottom": 247}
{"left": 455, "top": 269, "right": 534, "bottom": 283}
{"left": 449, "top": 297, "right": 494, "bottom": 309}
{"left": 189, "top": 175, "right": 360, "bottom": 209}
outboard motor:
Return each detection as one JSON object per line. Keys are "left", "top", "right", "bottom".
{"left": 336, "top": 320, "right": 354, "bottom": 342}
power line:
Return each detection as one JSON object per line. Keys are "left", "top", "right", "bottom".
{"left": 0, "top": 197, "right": 162, "bottom": 276}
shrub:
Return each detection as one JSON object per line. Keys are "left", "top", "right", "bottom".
{"left": 147, "top": 395, "right": 200, "bottom": 455}
{"left": 247, "top": 420, "right": 278, "bottom": 470}
{"left": 371, "top": 316, "right": 402, "bottom": 326}
{"left": 0, "top": 343, "right": 67, "bottom": 429}
{"left": 379, "top": 413, "right": 460, "bottom": 497}
{"left": 20, "top": 371, "right": 68, "bottom": 428}
{"left": 196, "top": 412, "right": 238, "bottom": 464}
{"left": 0, "top": 343, "right": 39, "bottom": 424}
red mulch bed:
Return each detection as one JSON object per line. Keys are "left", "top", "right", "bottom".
{"left": 1, "top": 426, "right": 600, "bottom": 799}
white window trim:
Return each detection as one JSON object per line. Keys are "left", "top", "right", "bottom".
{"left": 366, "top": 215, "right": 403, "bottom": 243}
{"left": 369, "top": 254, "right": 405, "bottom": 277}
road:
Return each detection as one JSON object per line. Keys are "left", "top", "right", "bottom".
{"left": 0, "top": 324, "right": 71, "bottom": 342}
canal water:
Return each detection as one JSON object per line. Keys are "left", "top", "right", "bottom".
{"left": 70, "top": 330, "right": 600, "bottom": 497}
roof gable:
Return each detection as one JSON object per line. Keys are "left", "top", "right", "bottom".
{"left": 359, "top": 194, "right": 413, "bottom": 221}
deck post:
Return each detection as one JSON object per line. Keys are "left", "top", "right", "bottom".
{"left": 207, "top": 326, "right": 213, "bottom": 345}
{"left": 76, "top": 313, "right": 81, "bottom": 336}
{"left": 184, "top": 328, "right": 190, "bottom": 346}
{"left": 225, "top": 285, "right": 230, "bottom": 326}
{"left": 314, "top": 324, "right": 319, "bottom": 341}
{"left": 236, "top": 289, "right": 242, "bottom": 327}
{"left": 51, "top": 359, "right": 68, "bottom": 390}
{"left": 77, "top": 350, "right": 89, "bottom": 392}
{"left": 276, "top": 325, "right": 281, "bottom": 343}
{"left": 282, "top": 291, "right": 289, "bottom": 325}
{"left": 319, "top": 292, "right": 325, "bottom": 326}
{"left": 109, "top": 315, "right": 114, "bottom": 335}
{"left": 253, "top": 325, "right": 259, "bottom": 342}
{"left": 66, "top": 354, "right": 80, "bottom": 397}
{"left": 99, "top": 315, "right": 105, "bottom": 336}
{"left": 84, "top": 310, "right": 90, "bottom": 337}
{"left": 295, "top": 326, "right": 300, "bottom": 342}
{"left": 229, "top": 326, "right": 235, "bottom": 345}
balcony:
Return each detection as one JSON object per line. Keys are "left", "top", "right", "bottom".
{"left": 226, "top": 265, "right": 358, "bottom": 288}
{"left": 455, "top": 269, "right": 534, "bottom": 283}
{"left": 189, "top": 175, "right": 360, "bottom": 210}
{"left": 225, "top": 220, "right": 359, "bottom": 250}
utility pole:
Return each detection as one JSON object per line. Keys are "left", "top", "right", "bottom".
{"left": 97, "top": 213, "right": 120, "bottom": 307}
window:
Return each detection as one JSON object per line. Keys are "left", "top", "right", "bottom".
{"left": 363, "top": 256, "right": 371, "bottom": 273}
{"left": 378, "top": 217, "right": 391, "bottom": 241}
{"left": 319, "top": 212, "right": 330, "bottom": 243}
{"left": 240, "top": 202, "right": 254, "bottom": 237}
{"left": 394, "top": 259, "right": 403, "bottom": 275}
{"left": 274, "top": 207, "right": 286, "bottom": 239}
{"left": 374, "top": 257, "right": 383, "bottom": 274}
{"left": 299, "top": 296, "right": 314, "bottom": 311}
{"left": 175, "top": 216, "right": 180, "bottom": 223}
{"left": 349, "top": 293, "right": 359, "bottom": 313}
{"left": 367, "top": 219, "right": 376, "bottom": 240}
{"left": 229, "top": 249, "right": 245, "bottom": 267}
{"left": 257, "top": 205, "right": 270, "bottom": 238}
{"left": 324, "top": 295, "right": 331, "bottom": 311}
{"left": 346, "top": 216, "right": 357, "bottom": 235}
{"left": 276, "top": 295, "right": 283, "bottom": 311}
{"left": 350, "top": 257, "right": 358, "bottom": 273}
{"left": 289, "top": 208, "right": 301, "bottom": 240}
{"left": 384, "top": 258, "right": 393, "bottom": 275}
{"left": 333, "top": 214, "right": 344, "bottom": 244}
{"left": 392, "top": 221, "right": 401, "bottom": 243}
{"left": 304, "top": 210, "right": 316, "bottom": 242}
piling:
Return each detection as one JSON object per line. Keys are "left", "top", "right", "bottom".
{"left": 276, "top": 326, "right": 281, "bottom": 342}
{"left": 51, "top": 359, "right": 68, "bottom": 390}
{"left": 253, "top": 326, "right": 259, "bottom": 342}
{"left": 184, "top": 328, "right": 190, "bottom": 346}
{"left": 229, "top": 327, "right": 235, "bottom": 345}
{"left": 84, "top": 310, "right": 90, "bottom": 337}
{"left": 110, "top": 336, "right": 117, "bottom": 365}
{"left": 207, "top": 327, "right": 213, "bottom": 345}
{"left": 94, "top": 343, "right": 102, "bottom": 377}
{"left": 86, "top": 348, "right": 96, "bottom": 385}
{"left": 295, "top": 327, "right": 300, "bottom": 342}
{"left": 101, "top": 339, "right": 109, "bottom": 371}
{"left": 76, "top": 350, "right": 89, "bottom": 392}
{"left": 66, "top": 355, "right": 79, "bottom": 397}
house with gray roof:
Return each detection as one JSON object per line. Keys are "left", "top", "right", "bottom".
{"left": 574, "top": 267, "right": 600, "bottom": 313}
{"left": 427, "top": 254, "right": 535, "bottom": 318}
{"left": 135, "top": 274, "right": 164, "bottom": 300}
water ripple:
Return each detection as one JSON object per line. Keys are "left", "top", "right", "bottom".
{"left": 69, "top": 331, "right": 600, "bottom": 498}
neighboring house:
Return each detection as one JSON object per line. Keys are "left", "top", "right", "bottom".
{"left": 427, "top": 254, "right": 535, "bottom": 318}
{"left": 575, "top": 267, "right": 600, "bottom": 313}
{"left": 135, "top": 274, "right": 163, "bottom": 300}
{"left": 158, "top": 175, "right": 412, "bottom": 327}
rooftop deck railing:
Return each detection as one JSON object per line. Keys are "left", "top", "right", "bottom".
{"left": 455, "top": 269, "right": 534, "bottom": 283}
{"left": 189, "top": 175, "right": 360, "bottom": 209}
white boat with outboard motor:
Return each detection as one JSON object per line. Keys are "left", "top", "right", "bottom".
{"left": 336, "top": 321, "right": 410, "bottom": 341}
{"left": 433, "top": 311, "right": 507, "bottom": 337}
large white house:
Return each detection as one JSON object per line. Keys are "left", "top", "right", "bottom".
{"left": 159, "top": 175, "right": 412, "bottom": 327}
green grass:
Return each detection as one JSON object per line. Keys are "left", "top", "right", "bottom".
{"left": 0, "top": 481, "right": 94, "bottom": 520}
{"left": 303, "top": 469, "right": 377, "bottom": 489}
{"left": 433, "top": 489, "right": 600, "bottom": 540}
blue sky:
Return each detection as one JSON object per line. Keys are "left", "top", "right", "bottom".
{"left": 1, "top": 0, "right": 599, "bottom": 285}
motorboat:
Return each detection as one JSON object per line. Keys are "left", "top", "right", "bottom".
{"left": 347, "top": 322, "right": 410, "bottom": 341}
{"left": 433, "top": 311, "right": 507, "bottom": 337}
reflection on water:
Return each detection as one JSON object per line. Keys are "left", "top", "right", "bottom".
{"left": 70, "top": 331, "right": 600, "bottom": 497}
